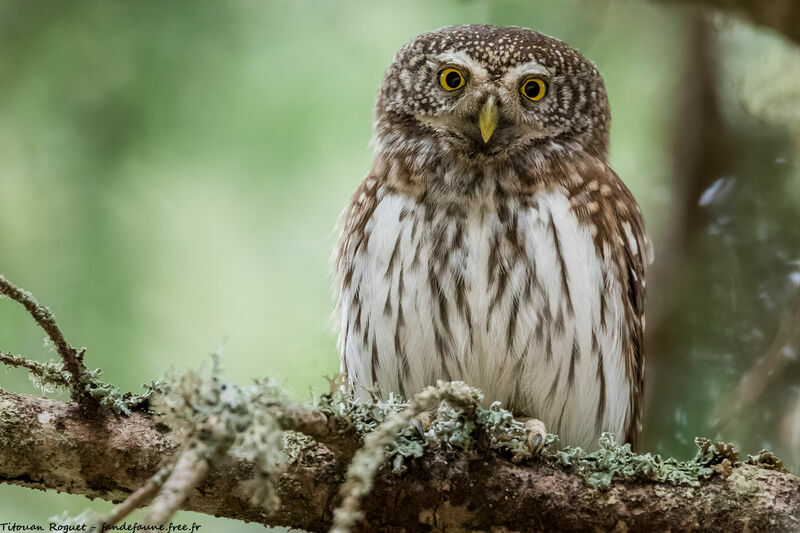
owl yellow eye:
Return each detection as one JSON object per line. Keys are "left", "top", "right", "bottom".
{"left": 521, "top": 77, "right": 547, "bottom": 101}
{"left": 439, "top": 67, "right": 466, "bottom": 91}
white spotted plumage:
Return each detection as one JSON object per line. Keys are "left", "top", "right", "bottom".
{"left": 339, "top": 186, "right": 631, "bottom": 449}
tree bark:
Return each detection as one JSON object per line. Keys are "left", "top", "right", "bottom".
{"left": 1, "top": 388, "right": 798, "bottom": 532}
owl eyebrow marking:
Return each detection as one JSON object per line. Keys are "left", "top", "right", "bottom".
{"left": 502, "top": 60, "right": 552, "bottom": 82}
{"left": 432, "top": 50, "right": 489, "bottom": 79}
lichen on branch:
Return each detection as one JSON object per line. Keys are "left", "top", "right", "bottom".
{"left": 0, "top": 275, "right": 160, "bottom": 414}
{"left": 1, "top": 274, "right": 798, "bottom": 532}
{"left": 109, "top": 353, "right": 286, "bottom": 526}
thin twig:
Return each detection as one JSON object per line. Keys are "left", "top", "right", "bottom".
{"left": 712, "top": 288, "right": 800, "bottom": 430}
{"left": 98, "top": 465, "right": 173, "bottom": 529}
{"left": 0, "top": 275, "right": 89, "bottom": 401}
{"left": 144, "top": 441, "right": 212, "bottom": 526}
{"left": 0, "top": 351, "right": 71, "bottom": 387}
{"left": 329, "top": 381, "right": 481, "bottom": 533}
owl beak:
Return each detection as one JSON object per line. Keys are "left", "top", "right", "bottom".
{"left": 478, "top": 95, "right": 499, "bottom": 143}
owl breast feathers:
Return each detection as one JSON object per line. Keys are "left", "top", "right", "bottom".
{"left": 334, "top": 25, "right": 652, "bottom": 450}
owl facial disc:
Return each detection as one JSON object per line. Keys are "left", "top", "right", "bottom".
{"left": 375, "top": 25, "right": 613, "bottom": 159}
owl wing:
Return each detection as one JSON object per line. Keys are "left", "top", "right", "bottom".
{"left": 567, "top": 161, "right": 653, "bottom": 449}
{"left": 333, "top": 174, "right": 381, "bottom": 384}
{"left": 614, "top": 179, "right": 653, "bottom": 449}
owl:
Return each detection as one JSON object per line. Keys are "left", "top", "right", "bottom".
{"left": 334, "top": 25, "right": 652, "bottom": 450}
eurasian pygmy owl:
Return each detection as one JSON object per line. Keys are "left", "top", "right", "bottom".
{"left": 334, "top": 25, "right": 652, "bottom": 450}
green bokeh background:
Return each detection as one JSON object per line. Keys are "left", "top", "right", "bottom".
{"left": 1, "top": 1, "right": 798, "bottom": 530}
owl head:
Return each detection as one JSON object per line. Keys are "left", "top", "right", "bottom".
{"left": 374, "top": 25, "right": 610, "bottom": 165}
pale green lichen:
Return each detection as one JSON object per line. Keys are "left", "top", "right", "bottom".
{"left": 316, "top": 374, "right": 409, "bottom": 434}
{"left": 282, "top": 430, "right": 317, "bottom": 461}
{"left": 330, "top": 381, "right": 485, "bottom": 533}
{"left": 0, "top": 352, "right": 71, "bottom": 394}
{"left": 0, "top": 350, "right": 166, "bottom": 416}
{"left": 81, "top": 367, "right": 168, "bottom": 416}
{"left": 545, "top": 434, "right": 746, "bottom": 490}
{"left": 746, "top": 449, "right": 788, "bottom": 472}
{"left": 315, "top": 377, "right": 539, "bottom": 471}
{"left": 5, "top": 325, "right": 790, "bottom": 518}
{"left": 312, "top": 375, "right": 788, "bottom": 492}
{"left": 149, "top": 355, "right": 285, "bottom": 512}
{"left": 477, "top": 401, "right": 554, "bottom": 462}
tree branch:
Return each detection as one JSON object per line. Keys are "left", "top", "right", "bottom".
{"left": 0, "top": 351, "right": 71, "bottom": 388}
{"left": 331, "top": 382, "right": 482, "bottom": 533}
{"left": 665, "top": 0, "right": 800, "bottom": 45}
{"left": 1, "top": 388, "right": 798, "bottom": 532}
{"left": 274, "top": 404, "right": 360, "bottom": 460}
{"left": 144, "top": 443, "right": 211, "bottom": 526}
{"left": 99, "top": 466, "right": 171, "bottom": 529}
{"left": 0, "top": 275, "right": 90, "bottom": 403}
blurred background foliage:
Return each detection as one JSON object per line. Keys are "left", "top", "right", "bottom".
{"left": 0, "top": 0, "right": 798, "bottom": 530}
